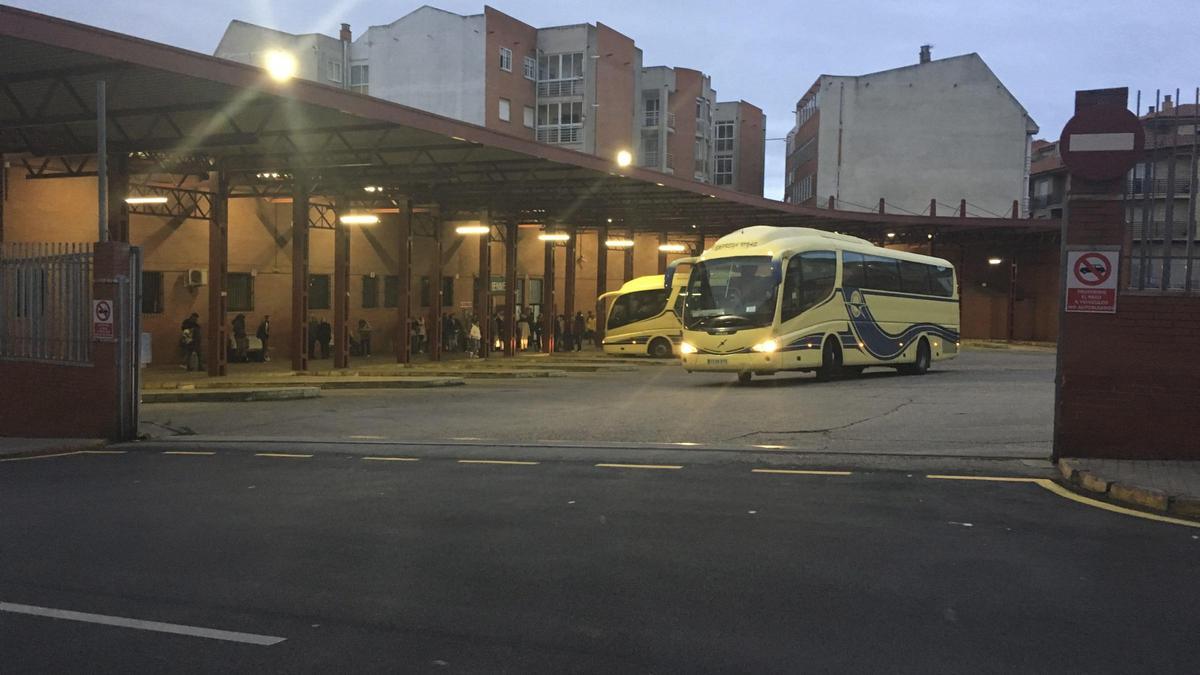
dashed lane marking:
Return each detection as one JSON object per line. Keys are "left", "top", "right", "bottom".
{"left": 162, "top": 451, "right": 216, "bottom": 456}
{"left": 457, "top": 459, "right": 540, "bottom": 466}
{"left": 926, "top": 475, "right": 1043, "bottom": 483}
{"left": 0, "top": 601, "right": 286, "bottom": 646}
{"left": 362, "top": 456, "right": 420, "bottom": 462}
{"left": 254, "top": 453, "right": 313, "bottom": 459}
{"left": 752, "top": 469, "right": 852, "bottom": 476}
{"left": 1033, "top": 479, "right": 1200, "bottom": 529}
{"left": 595, "top": 463, "right": 683, "bottom": 470}
{"left": 80, "top": 450, "right": 126, "bottom": 455}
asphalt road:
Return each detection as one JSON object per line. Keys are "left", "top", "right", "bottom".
{"left": 140, "top": 349, "right": 1054, "bottom": 459}
{"left": 2, "top": 446, "right": 1197, "bottom": 673}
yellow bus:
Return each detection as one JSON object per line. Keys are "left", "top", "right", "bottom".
{"left": 599, "top": 274, "right": 688, "bottom": 358}
{"left": 672, "top": 226, "right": 959, "bottom": 384}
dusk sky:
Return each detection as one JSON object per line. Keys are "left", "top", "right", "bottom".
{"left": 13, "top": 0, "right": 1199, "bottom": 200}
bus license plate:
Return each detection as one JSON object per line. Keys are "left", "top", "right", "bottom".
{"left": 707, "top": 358, "right": 728, "bottom": 366}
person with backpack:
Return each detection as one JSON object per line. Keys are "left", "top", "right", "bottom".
{"left": 231, "top": 313, "right": 248, "bottom": 362}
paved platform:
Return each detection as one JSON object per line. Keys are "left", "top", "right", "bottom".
{"left": 1059, "top": 458, "right": 1200, "bottom": 519}
{"left": 0, "top": 437, "right": 108, "bottom": 459}
{"left": 142, "top": 387, "right": 321, "bottom": 403}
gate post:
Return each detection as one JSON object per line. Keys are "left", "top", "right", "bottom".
{"left": 206, "top": 171, "right": 228, "bottom": 377}
{"left": 333, "top": 197, "right": 351, "bottom": 369}
{"left": 396, "top": 198, "right": 412, "bottom": 364}
{"left": 291, "top": 177, "right": 309, "bottom": 371}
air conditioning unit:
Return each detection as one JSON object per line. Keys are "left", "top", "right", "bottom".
{"left": 186, "top": 268, "right": 209, "bottom": 287}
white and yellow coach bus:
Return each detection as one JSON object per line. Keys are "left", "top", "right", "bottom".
{"left": 599, "top": 274, "right": 688, "bottom": 358}
{"left": 671, "top": 226, "right": 959, "bottom": 384}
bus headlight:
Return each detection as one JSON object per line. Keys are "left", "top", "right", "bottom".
{"left": 680, "top": 342, "right": 698, "bottom": 355}
{"left": 751, "top": 339, "right": 778, "bottom": 353}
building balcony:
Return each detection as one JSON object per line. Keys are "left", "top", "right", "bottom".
{"left": 1128, "top": 177, "right": 1193, "bottom": 196}
{"left": 536, "top": 124, "right": 582, "bottom": 145}
{"left": 537, "top": 78, "right": 584, "bottom": 98}
{"left": 642, "top": 111, "right": 676, "bottom": 130}
{"left": 1030, "top": 194, "right": 1064, "bottom": 211}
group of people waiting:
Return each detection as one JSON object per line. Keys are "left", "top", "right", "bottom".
{"left": 180, "top": 305, "right": 597, "bottom": 370}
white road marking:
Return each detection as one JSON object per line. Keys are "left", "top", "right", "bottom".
{"left": 0, "top": 601, "right": 287, "bottom": 646}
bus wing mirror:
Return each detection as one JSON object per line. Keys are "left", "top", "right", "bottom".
{"left": 664, "top": 256, "right": 699, "bottom": 289}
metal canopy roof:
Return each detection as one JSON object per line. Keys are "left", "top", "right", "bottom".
{"left": 0, "top": 5, "right": 1057, "bottom": 240}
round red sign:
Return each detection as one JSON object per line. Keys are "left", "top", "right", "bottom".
{"left": 1058, "top": 105, "right": 1144, "bottom": 181}
{"left": 1073, "top": 252, "right": 1112, "bottom": 287}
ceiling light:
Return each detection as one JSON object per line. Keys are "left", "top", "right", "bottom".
{"left": 988, "top": 257, "right": 1003, "bottom": 265}
{"left": 455, "top": 225, "right": 490, "bottom": 235}
{"left": 124, "top": 196, "right": 168, "bottom": 205}
{"left": 658, "top": 243, "right": 687, "bottom": 253}
{"left": 538, "top": 233, "right": 570, "bottom": 242}
{"left": 339, "top": 214, "right": 380, "bottom": 225}
{"left": 886, "top": 232, "right": 896, "bottom": 239}
{"left": 605, "top": 239, "right": 634, "bottom": 249}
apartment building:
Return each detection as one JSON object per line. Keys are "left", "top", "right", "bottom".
{"left": 784, "top": 47, "right": 1038, "bottom": 217}
{"left": 714, "top": 101, "right": 766, "bottom": 195}
{"left": 214, "top": 5, "right": 765, "bottom": 195}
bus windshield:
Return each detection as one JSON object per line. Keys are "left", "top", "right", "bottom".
{"left": 684, "top": 256, "right": 777, "bottom": 330}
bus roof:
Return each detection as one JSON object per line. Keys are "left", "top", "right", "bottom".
{"left": 615, "top": 274, "right": 683, "bottom": 295}
{"left": 700, "top": 226, "right": 955, "bottom": 269}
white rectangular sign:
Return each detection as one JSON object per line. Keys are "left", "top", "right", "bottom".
{"left": 1068, "top": 132, "right": 1135, "bottom": 152}
{"left": 92, "top": 299, "right": 115, "bottom": 340}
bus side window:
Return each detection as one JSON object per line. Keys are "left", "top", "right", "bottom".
{"left": 931, "top": 266, "right": 955, "bottom": 297}
{"left": 672, "top": 291, "right": 686, "bottom": 317}
{"left": 864, "top": 255, "right": 901, "bottom": 292}
{"left": 780, "top": 258, "right": 804, "bottom": 322}
{"left": 900, "top": 261, "right": 933, "bottom": 295}
{"left": 842, "top": 252, "right": 866, "bottom": 288}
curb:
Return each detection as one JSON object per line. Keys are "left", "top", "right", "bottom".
{"left": 142, "top": 387, "right": 321, "bottom": 403}
{"left": 1057, "top": 458, "right": 1199, "bottom": 520}
{"left": 0, "top": 438, "right": 109, "bottom": 460}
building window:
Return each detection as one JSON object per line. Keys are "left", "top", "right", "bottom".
{"left": 523, "top": 55, "right": 536, "bottom": 80}
{"left": 141, "top": 271, "right": 164, "bottom": 314}
{"left": 499, "top": 97, "right": 511, "bottom": 123}
{"left": 384, "top": 275, "right": 399, "bottom": 308}
{"left": 442, "top": 276, "right": 454, "bottom": 306}
{"left": 350, "top": 63, "right": 369, "bottom": 95}
{"left": 227, "top": 273, "right": 254, "bottom": 312}
{"left": 797, "top": 95, "right": 819, "bottom": 127}
{"left": 523, "top": 105, "right": 535, "bottom": 128}
{"left": 537, "top": 52, "right": 584, "bottom": 97}
{"left": 536, "top": 101, "right": 584, "bottom": 144}
{"left": 327, "top": 59, "right": 343, "bottom": 83}
{"left": 362, "top": 275, "right": 379, "bottom": 308}
{"left": 797, "top": 174, "right": 815, "bottom": 203}
{"left": 714, "top": 157, "right": 733, "bottom": 186}
{"left": 715, "top": 121, "right": 735, "bottom": 154}
{"left": 499, "top": 47, "right": 513, "bottom": 72}
{"left": 309, "top": 274, "right": 331, "bottom": 310}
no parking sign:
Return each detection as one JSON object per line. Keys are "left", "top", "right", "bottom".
{"left": 1065, "top": 249, "right": 1118, "bottom": 313}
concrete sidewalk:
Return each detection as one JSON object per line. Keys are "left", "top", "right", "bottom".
{"left": 0, "top": 437, "right": 108, "bottom": 460}
{"left": 1059, "top": 458, "right": 1200, "bottom": 519}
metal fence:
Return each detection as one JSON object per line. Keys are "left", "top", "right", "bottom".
{"left": 0, "top": 242, "right": 93, "bottom": 363}
{"left": 1126, "top": 88, "right": 1200, "bottom": 292}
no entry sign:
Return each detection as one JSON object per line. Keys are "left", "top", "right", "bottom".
{"left": 1066, "top": 249, "right": 1118, "bottom": 313}
{"left": 93, "top": 299, "right": 114, "bottom": 340}
{"left": 1059, "top": 104, "right": 1144, "bottom": 181}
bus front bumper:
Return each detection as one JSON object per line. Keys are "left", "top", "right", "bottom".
{"left": 681, "top": 351, "right": 785, "bottom": 373}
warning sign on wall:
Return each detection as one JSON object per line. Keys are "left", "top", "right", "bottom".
{"left": 1066, "top": 249, "right": 1118, "bottom": 313}
{"left": 92, "top": 299, "right": 115, "bottom": 340}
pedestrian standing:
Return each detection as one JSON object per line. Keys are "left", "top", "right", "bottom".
{"left": 468, "top": 319, "right": 482, "bottom": 358}
{"left": 585, "top": 311, "right": 596, "bottom": 343}
{"left": 256, "top": 315, "right": 271, "bottom": 362}
{"left": 518, "top": 313, "right": 530, "bottom": 351}
{"left": 416, "top": 316, "right": 427, "bottom": 354}
{"left": 317, "top": 317, "right": 332, "bottom": 359}
{"left": 358, "top": 318, "right": 373, "bottom": 358}
{"left": 232, "top": 313, "right": 248, "bottom": 362}
{"left": 308, "top": 316, "right": 320, "bottom": 359}
{"left": 573, "top": 311, "right": 585, "bottom": 351}
{"left": 180, "top": 312, "right": 202, "bottom": 371}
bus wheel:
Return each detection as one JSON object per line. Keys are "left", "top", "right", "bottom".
{"left": 648, "top": 338, "right": 673, "bottom": 358}
{"left": 737, "top": 371, "right": 752, "bottom": 385}
{"left": 899, "top": 338, "right": 931, "bottom": 375}
{"left": 816, "top": 340, "right": 842, "bottom": 381}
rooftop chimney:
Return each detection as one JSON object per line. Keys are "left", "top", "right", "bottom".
{"left": 340, "top": 23, "right": 351, "bottom": 42}
{"left": 919, "top": 45, "right": 932, "bottom": 64}
{"left": 1162, "top": 94, "right": 1173, "bottom": 113}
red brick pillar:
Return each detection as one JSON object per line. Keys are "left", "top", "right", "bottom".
{"left": 332, "top": 199, "right": 351, "bottom": 369}
{"left": 206, "top": 171, "right": 228, "bottom": 377}
{"left": 290, "top": 180, "right": 309, "bottom": 371}
{"left": 93, "top": 241, "right": 134, "bottom": 439}
{"left": 504, "top": 221, "right": 518, "bottom": 357}
{"left": 542, "top": 237, "right": 556, "bottom": 353}
{"left": 395, "top": 199, "right": 412, "bottom": 364}
{"left": 477, "top": 215, "right": 492, "bottom": 358}
{"left": 595, "top": 225, "right": 608, "bottom": 348}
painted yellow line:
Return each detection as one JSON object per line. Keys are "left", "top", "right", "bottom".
{"left": 926, "top": 475, "right": 1043, "bottom": 483}
{"left": 752, "top": 469, "right": 852, "bottom": 476}
{"left": 81, "top": 450, "right": 127, "bottom": 455}
{"left": 162, "top": 451, "right": 216, "bottom": 456}
{"left": 457, "top": 459, "right": 540, "bottom": 466}
{"left": 362, "top": 456, "right": 420, "bottom": 462}
{"left": 1033, "top": 479, "right": 1200, "bottom": 529}
{"left": 595, "top": 463, "right": 682, "bottom": 470}
{"left": 0, "top": 451, "right": 83, "bottom": 462}
{"left": 254, "top": 452, "right": 313, "bottom": 459}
